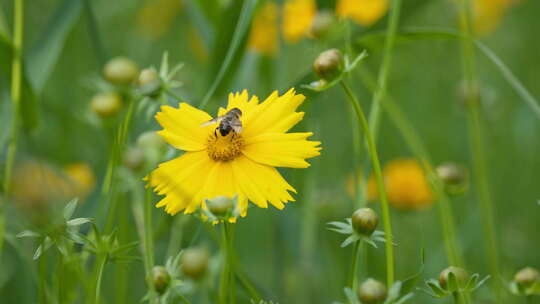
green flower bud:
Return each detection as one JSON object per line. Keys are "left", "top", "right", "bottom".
{"left": 103, "top": 57, "right": 139, "bottom": 85}
{"left": 90, "top": 92, "right": 122, "bottom": 118}
{"left": 123, "top": 147, "right": 145, "bottom": 170}
{"left": 207, "top": 196, "right": 233, "bottom": 216}
{"left": 357, "top": 278, "right": 387, "bottom": 304}
{"left": 152, "top": 266, "right": 171, "bottom": 295}
{"left": 514, "top": 267, "right": 540, "bottom": 288}
{"left": 137, "top": 131, "right": 165, "bottom": 151}
{"left": 139, "top": 68, "right": 161, "bottom": 97}
{"left": 181, "top": 247, "right": 210, "bottom": 280}
{"left": 439, "top": 266, "right": 470, "bottom": 291}
{"left": 436, "top": 162, "right": 469, "bottom": 196}
{"left": 313, "top": 49, "right": 343, "bottom": 80}
{"left": 309, "top": 10, "right": 334, "bottom": 39}
{"left": 352, "top": 208, "right": 379, "bottom": 236}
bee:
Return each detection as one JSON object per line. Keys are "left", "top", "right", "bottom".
{"left": 201, "top": 107, "right": 243, "bottom": 136}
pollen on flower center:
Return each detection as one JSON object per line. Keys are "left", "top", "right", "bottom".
{"left": 206, "top": 132, "right": 244, "bottom": 162}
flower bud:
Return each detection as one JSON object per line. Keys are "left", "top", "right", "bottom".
{"left": 123, "top": 147, "right": 145, "bottom": 170}
{"left": 357, "top": 278, "right": 387, "bottom": 304}
{"left": 309, "top": 10, "right": 334, "bottom": 39}
{"left": 181, "top": 247, "right": 210, "bottom": 280}
{"left": 137, "top": 131, "right": 165, "bottom": 151}
{"left": 138, "top": 68, "right": 161, "bottom": 97}
{"left": 439, "top": 266, "right": 470, "bottom": 290}
{"left": 207, "top": 196, "right": 233, "bottom": 216}
{"left": 313, "top": 49, "right": 343, "bottom": 80}
{"left": 90, "top": 92, "right": 122, "bottom": 118}
{"left": 514, "top": 267, "right": 540, "bottom": 288}
{"left": 436, "top": 162, "right": 469, "bottom": 196}
{"left": 152, "top": 265, "right": 171, "bottom": 294}
{"left": 352, "top": 208, "right": 379, "bottom": 236}
{"left": 103, "top": 57, "right": 139, "bottom": 85}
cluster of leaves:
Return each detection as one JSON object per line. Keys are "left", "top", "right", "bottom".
{"left": 422, "top": 272, "right": 489, "bottom": 299}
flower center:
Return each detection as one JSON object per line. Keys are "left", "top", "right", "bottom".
{"left": 207, "top": 132, "right": 244, "bottom": 162}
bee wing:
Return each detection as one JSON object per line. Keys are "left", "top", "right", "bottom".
{"left": 200, "top": 116, "right": 223, "bottom": 127}
{"left": 230, "top": 120, "right": 243, "bottom": 133}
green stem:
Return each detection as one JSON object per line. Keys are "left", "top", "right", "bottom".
{"left": 219, "top": 222, "right": 236, "bottom": 304}
{"left": 143, "top": 186, "right": 158, "bottom": 303}
{"left": 340, "top": 81, "right": 395, "bottom": 286}
{"left": 38, "top": 254, "right": 47, "bottom": 304}
{"left": 349, "top": 241, "right": 360, "bottom": 291}
{"left": 94, "top": 255, "right": 107, "bottom": 304}
{"left": 103, "top": 97, "right": 135, "bottom": 232}
{"left": 235, "top": 270, "right": 262, "bottom": 302}
{"left": 452, "top": 291, "right": 465, "bottom": 304}
{"left": 356, "top": 67, "right": 465, "bottom": 267}
{"left": 457, "top": 0, "right": 501, "bottom": 299}
{"left": 3, "top": 0, "right": 24, "bottom": 195}
{"left": 367, "top": 0, "right": 402, "bottom": 139}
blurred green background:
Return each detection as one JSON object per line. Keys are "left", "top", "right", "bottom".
{"left": 0, "top": 0, "right": 539, "bottom": 303}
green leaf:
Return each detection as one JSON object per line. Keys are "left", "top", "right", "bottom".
{"left": 33, "top": 244, "right": 43, "bottom": 260}
{"left": 465, "top": 273, "right": 479, "bottom": 291}
{"left": 199, "top": 0, "right": 257, "bottom": 109}
{"left": 63, "top": 198, "right": 79, "bottom": 221}
{"left": 387, "top": 281, "right": 402, "bottom": 301}
{"left": 344, "top": 287, "right": 360, "bottom": 304}
{"left": 26, "top": 0, "right": 83, "bottom": 93}
{"left": 447, "top": 272, "right": 459, "bottom": 292}
{"left": 341, "top": 234, "right": 360, "bottom": 248}
{"left": 425, "top": 279, "right": 446, "bottom": 298}
{"left": 67, "top": 218, "right": 92, "bottom": 226}
{"left": 16, "top": 230, "right": 41, "bottom": 238}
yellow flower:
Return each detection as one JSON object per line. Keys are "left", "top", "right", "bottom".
{"left": 146, "top": 89, "right": 321, "bottom": 217}
{"left": 282, "top": 0, "right": 317, "bottom": 43}
{"left": 136, "top": 0, "right": 183, "bottom": 39}
{"left": 336, "top": 0, "right": 389, "bottom": 26}
{"left": 472, "top": 0, "right": 515, "bottom": 34}
{"left": 367, "top": 158, "right": 433, "bottom": 210}
{"left": 248, "top": 2, "right": 279, "bottom": 56}
{"left": 63, "top": 163, "right": 96, "bottom": 199}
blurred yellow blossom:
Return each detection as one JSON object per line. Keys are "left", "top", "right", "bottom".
{"left": 372, "top": 158, "right": 433, "bottom": 210}
{"left": 348, "top": 159, "right": 433, "bottom": 210}
{"left": 63, "top": 163, "right": 96, "bottom": 199}
{"left": 11, "top": 161, "right": 96, "bottom": 211}
{"left": 248, "top": 2, "right": 279, "bottom": 56}
{"left": 137, "top": 0, "right": 183, "bottom": 39}
{"left": 472, "top": 0, "right": 516, "bottom": 34}
{"left": 336, "top": 0, "right": 389, "bottom": 26}
{"left": 282, "top": 0, "right": 317, "bottom": 42}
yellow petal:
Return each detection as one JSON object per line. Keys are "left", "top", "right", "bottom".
{"left": 336, "top": 0, "right": 388, "bottom": 26}
{"left": 242, "top": 89, "right": 306, "bottom": 137}
{"left": 220, "top": 90, "right": 260, "bottom": 116}
{"left": 155, "top": 102, "right": 213, "bottom": 151}
{"left": 282, "top": 0, "right": 316, "bottom": 42}
{"left": 243, "top": 132, "right": 321, "bottom": 168}
{"left": 146, "top": 151, "right": 212, "bottom": 215}
{"left": 231, "top": 156, "right": 296, "bottom": 209}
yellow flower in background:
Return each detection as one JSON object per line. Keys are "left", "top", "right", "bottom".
{"left": 367, "top": 158, "right": 433, "bottom": 210}
{"left": 248, "top": 2, "right": 279, "bottom": 56}
{"left": 11, "top": 161, "right": 96, "bottom": 209}
{"left": 146, "top": 89, "right": 321, "bottom": 217}
{"left": 136, "top": 0, "right": 183, "bottom": 39}
{"left": 336, "top": 0, "right": 389, "bottom": 26}
{"left": 63, "top": 163, "right": 96, "bottom": 199}
{"left": 282, "top": 0, "right": 317, "bottom": 42}
{"left": 345, "top": 171, "right": 377, "bottom": 201}
{"left": 472, "top": 0, "right": 515, "bottom": 34}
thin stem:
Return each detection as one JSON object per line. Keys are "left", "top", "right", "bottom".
{"left": 235, "top": 270, "right": 262, "bottom": 302}
{"left": 356, "top": 66, "right": 465, "bottom": 267}
{"left": 349, "top": 241, "right": 360, "bottom": 291}
{"left": 219, "top": 224, "right": 231, "bottom": 304}
{"left": 38, "top": 254, "right": 47, "bottom": 304}
{"left": 103, "top": 97, "right": 136, "bottom": 232}
{"left": 457, "top": 0, "right": 501, "bottom": 299}
{"left": 143, "top": 186, "right": 158, "bottom": 303}
{"left": 3, "top": 0, "right": 24, "bottom": 195}
{"left": 340, "top": 81, "right": 395, "bottom": 286}
{"left": 367, "top": 0, "right": 402, "bottom": 140}
{"left": 452, "top": 291, "right": 464, "bottom": 304}
{"left": 94, "top": 255, "right": 107, "bottom": 304}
